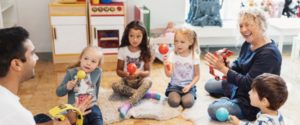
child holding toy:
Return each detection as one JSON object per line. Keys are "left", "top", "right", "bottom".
{"left": 163, "top": 28, "right": 200, "bottom": 108}
{"left": 112, "top": 20, "right": 161, "bottom": 118}
{"left": 56, "top": 46, "right": 103, "bottom": 125}
{"left": 230, "top": 73, "right": 288, "bottom": 125}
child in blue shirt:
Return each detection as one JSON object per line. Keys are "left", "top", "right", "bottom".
{"left": 56, "top": 46, "right": 103, "bottom": 125}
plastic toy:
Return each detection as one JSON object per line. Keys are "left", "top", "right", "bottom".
{"left": 209, "top": 48, "right": 234, "bottom": 81}
{"left": 127, "top": 63, "right": 137, "bottom": 75}
{"left": 77, "top": 70, "right": 86, "bottom": 80}
{"left": 215, "top": 107, "right": 229, "bottom": 122}
{"left": 159, "top": 44, "right": 169, "bottom": 55}
{"left": 159, "top": 44, "right": 171, "bottom": 70}
{"left": 48, "top": 104, "right": 83, "bottom": 125}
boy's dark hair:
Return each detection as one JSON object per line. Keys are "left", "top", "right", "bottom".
{"left": 0, "top": 26, "right": 29, "bottom": 77}
{"left": 120, "top": 20, "right": 151, "bottom": 63}
{"left": 252, "top": 73, "right": 288, "bottom": 110}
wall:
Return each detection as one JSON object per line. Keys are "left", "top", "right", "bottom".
{"left": 126, "top": 0, "right": 186, "bottom": 29}
{"left": 14, "top": 0, "right": 186, "bottom": 52}
{"left": 16, "top": 0, "right": 52, "bottom": 52}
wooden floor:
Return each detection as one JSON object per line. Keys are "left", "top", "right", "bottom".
{"left": 18, "top": 51, "right": 300, "bottom": 125}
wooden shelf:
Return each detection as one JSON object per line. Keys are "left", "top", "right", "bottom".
{"left": 100, "top": 37, "right": 118, "bottom": 41}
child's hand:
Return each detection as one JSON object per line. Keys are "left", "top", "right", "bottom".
{"left": 229, "top": 115, "right": 240, "bottom": 125}
{"left": 162, "top": 55, "right": 168, "bottom": 64}
{"left": 66, "top": 80, "right": 77, "bottom": 90}
{"left": 182, "top": 84, "right": 192, "bottom": 93}
{"left": 75, "top": 95, "right": 93, "bottom": 116}
{"left": 127, "top": 70, "right": 140, "bottom": 80}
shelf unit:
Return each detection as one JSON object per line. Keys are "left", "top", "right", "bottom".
{"left": 49, "top": 0, "right": 89, "bottom": 63}
{"left": 0, "top": 0, "right": 17, "bottom": 28}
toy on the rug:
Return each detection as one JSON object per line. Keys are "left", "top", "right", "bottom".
{"left": 77, "top": 70, "right": 86, "bottom": 80}
{"left": 215, "top": 107, "right": 229, "bottom": 122}
{"left": 209, "top": 48, "right": 234, "bottom": 81}
{"left": 127, "top": 63, "right": 137, "bottom": 75}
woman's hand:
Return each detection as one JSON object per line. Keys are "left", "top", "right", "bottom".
{"left": 204, "top": 52, "right": 225, "bottom": 70}
{"left": 229, "top": 115, "right": 240, "bottom": 125}
{"left": 66, "top": 80, "right": 77, "bottom": 90}
{"left": 182, "top": 84, "right": 192, "bottom": 93}
{"left": 204, "top": 52, "right": 229, "bottom": 74}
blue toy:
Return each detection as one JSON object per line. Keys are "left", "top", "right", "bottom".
{"left": 215, "top": 107, "right": 229, "bottom": 122}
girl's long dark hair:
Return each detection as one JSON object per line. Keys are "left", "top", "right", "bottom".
{"left": 120, "top": 20, "right": 151, "bottom": 63}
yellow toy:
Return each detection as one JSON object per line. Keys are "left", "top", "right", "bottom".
{"left": 48, "top": 104, "right": 83, "bottom": 125}
{"left": 77, "top": 70, "right": 86, "bottom": 80}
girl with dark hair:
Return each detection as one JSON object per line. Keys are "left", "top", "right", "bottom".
{"left": 112, "top": 20, "right": 160, "bottom": 118}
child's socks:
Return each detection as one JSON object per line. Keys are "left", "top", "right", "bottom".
{"left": 118, "top": 102, "right": 132, "bottom": 118}
{"left": 143, "top": 92, "right": 161, "bottom": 100}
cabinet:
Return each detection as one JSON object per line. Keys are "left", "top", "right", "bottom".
{"left": 49, "top": 0, "right": 88, "bottom": 63}
{"left": 0, "top": 0, "right": 17, "bottom": 28}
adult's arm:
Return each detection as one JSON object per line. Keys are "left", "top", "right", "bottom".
{"left": 227, "top": 50, "right": 281, "bottom": 92}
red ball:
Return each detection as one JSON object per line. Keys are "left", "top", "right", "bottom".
{"left": 127, "top": 63, "right": 137, "bottom": 75}
{"left": 159, "top": 44, "right": 169, "bottom": 55}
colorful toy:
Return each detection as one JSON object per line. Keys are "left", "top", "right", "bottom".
{"left": 159, "top": 44, "right": 169, "bottom": 55}
{"left": 215, "top": 107, "right": 229, "bottom": 122}
{"left": 48, "top": 104, "right": 83, "bottom": 125}
{"left": 127, "top": 63, "right": 137, "bottom": 75}
{"left": 209, "top": 48, "right": 234, "bottom": 81}
{"left": 158, "top": 44, "right": 171, "bottom": 71}
{"left": 77, "top": 70, "right": 86, "bottom": 80}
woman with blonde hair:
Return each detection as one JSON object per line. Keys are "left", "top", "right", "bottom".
{"left": 204, "top": 7, "right": 282, "bottom": 121}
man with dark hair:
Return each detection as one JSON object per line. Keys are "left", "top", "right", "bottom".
{"left": 0, "top": 26, "right": 38, "bottom": 125}
{"left": 0, "top": 27, "right": 91, "bottom": 125}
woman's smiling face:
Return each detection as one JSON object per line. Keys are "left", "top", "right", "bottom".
{"left": 239, "top": 15, "right": 265, "bottom": 44}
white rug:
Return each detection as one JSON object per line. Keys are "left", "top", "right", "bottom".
{"left": 97, "top": 88, "right": 182, "bottom": 124}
